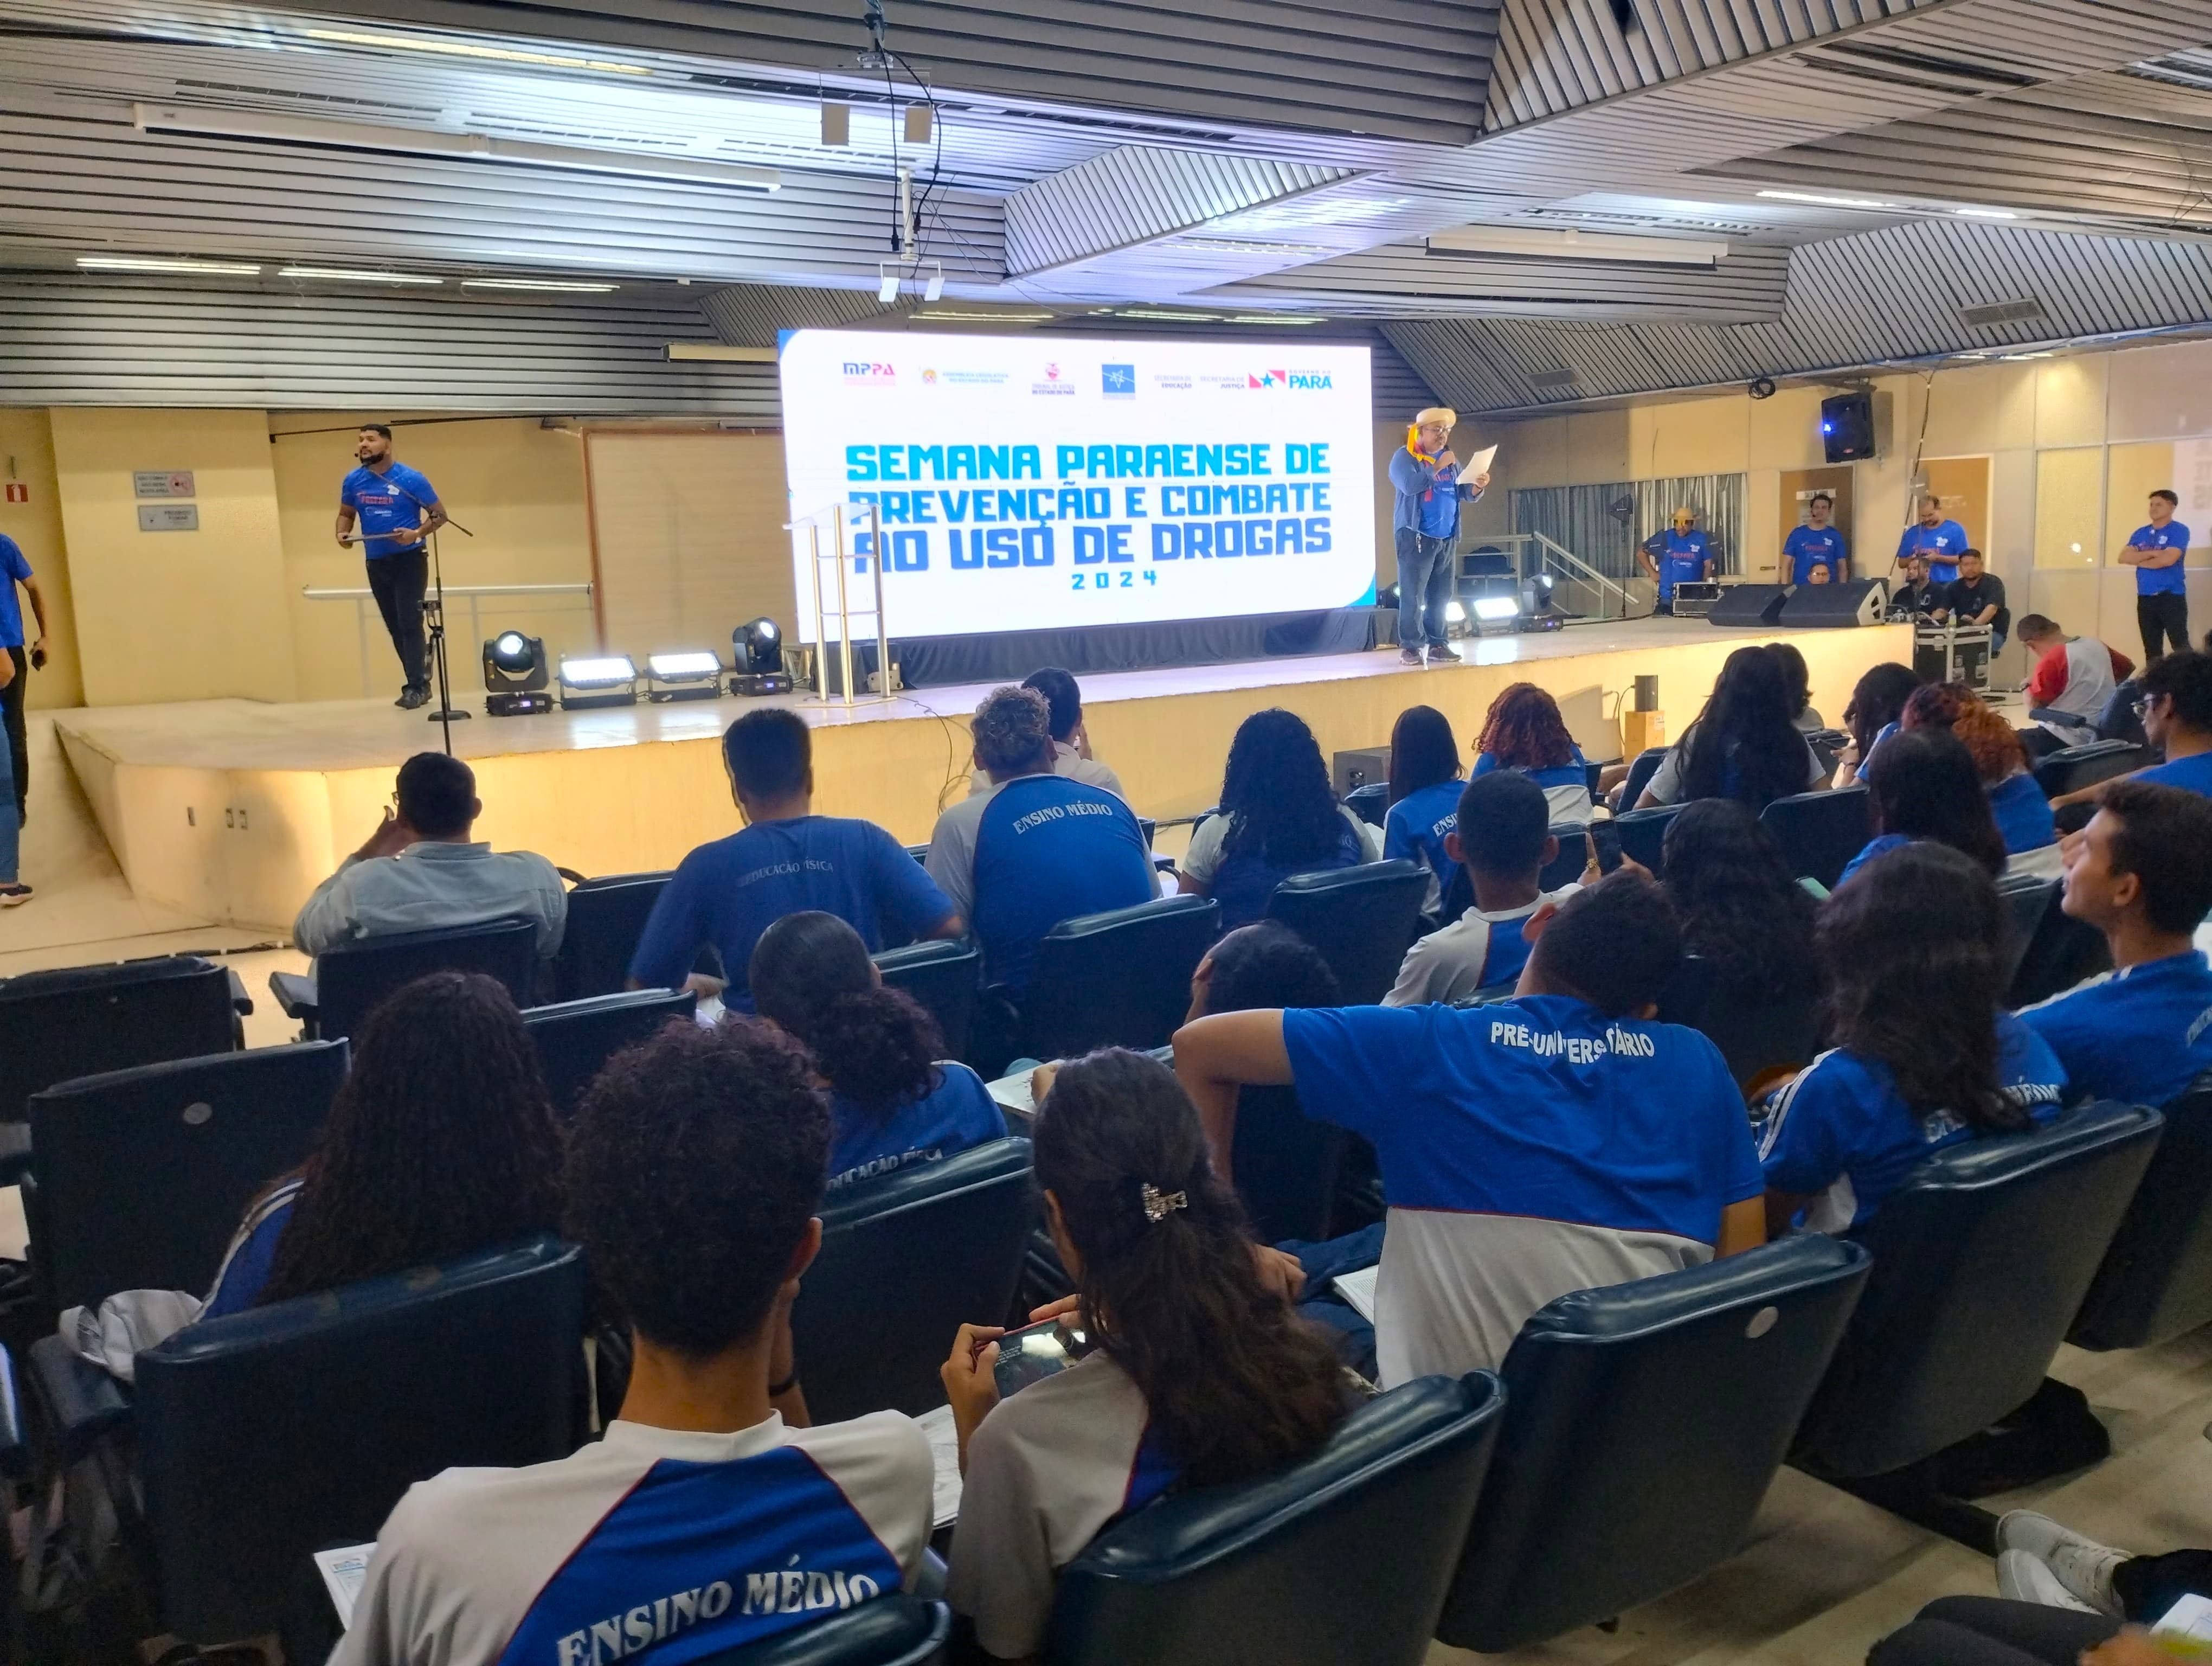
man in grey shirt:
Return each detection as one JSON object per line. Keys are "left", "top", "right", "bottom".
{"left": 294, "top": 752, "right": 567, "bottom": 961}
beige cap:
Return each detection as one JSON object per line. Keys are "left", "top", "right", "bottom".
{"left": 1414, "top": 407, "right": 1458, "bottom": 430}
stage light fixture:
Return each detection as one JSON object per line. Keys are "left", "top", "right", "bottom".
{"left": 646, "top": 650, "right": 725, "bottom": 702}
{"left": 1472, "top": 597, "right": 1521, "bottom": 621}
{"left": 482, "top": 631, "right": 554, "bottom": 716}
{"left": 1443, "top": 600, "right": 1467, "bottom": 625}
{"left": 557, "top": 654, "right": 640, "bottom": 710}
{"left": 731, "top": 618, "right": 792, "bottom": 695}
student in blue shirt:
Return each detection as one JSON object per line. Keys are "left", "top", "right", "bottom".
{"left": 1470, "top": 681, "right": 1593, "bottom": 825}
{"left": 2018, "top": 779, "right": 2212, "bottom": 1107}
{"left": 2121, "top": 489, "right": 2192, "bottom": 665}
{"left": 630, "top": 709, "right": 962, "bottom": 1008}
{"left": 1637, "top": 507, "right": 1716, "bottom": 611}
{"left": 1837, "top": 729, "right": 2008, "bottom": 888}
{"left": 749, "top": 911, "right": 1004, "bottom": 1193}
{"left": 336, "top": 424, "right": 447, "bottom": 709}
{"left": 1761, "top": 843, "right": 2068, "bottom": 1235}
{"left": 1178, "top": 708, "right": 1378, "bottom": 932}
{"left": 1895, "top": 495, "right": 1973, "bottom": 585}
{"left": 2051, "top": 649, "right": 2212, "bottom": 810}
{"left": 1900, "top": 681, "right": 2055, "bottom": 858}
{"left": 1380, "top": 704, "right": 1463, "bottom": 916}
{"left": 1784, "top": 494, "right": 1848, "bottom": 586}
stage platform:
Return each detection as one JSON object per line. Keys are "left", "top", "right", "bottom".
{"left": 50, "top": 617, "right": 1912, "bottom": 934}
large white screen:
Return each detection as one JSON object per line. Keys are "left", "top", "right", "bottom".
{"left": 778, "top": 329, "right": 1375, "bottom": 641}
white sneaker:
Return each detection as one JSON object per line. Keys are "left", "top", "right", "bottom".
{"left": 1998, "top": 1550, "right": 2099, "bottom": 1612}
{"left": 1996, "top": 1510, "right": 2127, "bottom": 1616}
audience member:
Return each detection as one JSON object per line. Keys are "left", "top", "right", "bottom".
{"left": 293, "top": 752, "right": 567, "bottom": 960}
{"left": 1901, "top": 682, "right": 2055, "bottom": 856}
{"left": 2098, "top": 648, "right": 2212, "bottom": 801}
{"left": 941, "top": 1049, "right": 1347, "bottom": 1662}
{"left": 1639, "top": 646, "right": 1826, "bottom": 811}
{"left": 336, "top": 1021, "right": 933, "bottom": 1666}
{"left": 1379, "top": 703, "right": 1464, "bottom": 915}
{"left": 968, "top": 667, "right": 1124, "bottom": 800}
{"left": 1385, "top": 771, "right": 1577, "bottom": 1005}
{"left": 930, "top": 685, "right": 1154, "bottom": 989}
{"left": 1759, "top": 843, "right": 2067, "bottom": 1235}
{"left": 1935, "top": 549, "right": 2010, "bottom": 658}
{"left": 1867, "top": 1597, "right": 2131, "bottom": 1666}
{"left": 2020, "top": 614, "right": 2133, "bottom": 755}
{"left": 631, "top": 709, "right": 960, "bottom": 1007}
{"left": 1178, "top": 708, "right": 1380, "bottom": 931}
{"left": 1660, "top": 800, "right": 1819, "bottom": 1010}
{"left": 2017, "top": 780, "right": 2212, "bottom": 1107}
{"left": 749, "top": 911, "right": 1004, "bottom": 1193}
{"left": 1189, "top": 919, "right": 1342, "bottom": 1023}
{"left": 204, "top": 972, "right": 564, "bottom": 1317}
{"left": 1996, "top": 1509, "right": 2212, "bottom": 1627}
{"left": 1833, "top": 661, "right": 1924, "bottom": 789}
{"left": 1471, "top": 681, "right": 1594, "bottom": 825}
{"left": 1839, "top": 728, "right": 2007, "bottom": 885}
{"left": 1173, "top": 870, "right": 1765, "bottom": 1384}
{"left": 1764, "top": 641, "right": 1828, "bottom": 734}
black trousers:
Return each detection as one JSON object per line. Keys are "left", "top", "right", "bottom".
{"left": 2139, "top": 589, "right": 2191, "bottom": 663}
{"left": 1868, "top": 1597, "right": 2117, "bottom": 1666}
{"left": 0, "top": 645, "right": 24, "bottom": 825}
{"left": 366, "top": 548, "right": 429, "bottom": 691}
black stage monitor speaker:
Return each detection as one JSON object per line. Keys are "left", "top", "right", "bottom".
{"left": 1821, "top": 390, "right": 1877, "bottom": 463}
{"left": 1779, "top": 578, "right": 1890, "bottom": 629}
{"left": 1706, "top": 584, "right": 1793, "bottom": 627}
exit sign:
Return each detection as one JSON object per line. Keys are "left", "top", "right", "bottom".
{"left": 2, "top": 484, "right": 24, "bottom": 504}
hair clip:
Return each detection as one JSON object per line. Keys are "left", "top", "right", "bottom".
{"left": 1141, "top": 1183, "right": 1188, "bottom": 1223}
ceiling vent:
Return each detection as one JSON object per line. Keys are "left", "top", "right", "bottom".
{"left": 1528, "top": 367, "right": 1580, "bottom": 390}
{"left": 1957, "top": 297, "right": 2048, "bottom": 329}
{"left": 1792, "top": 43, "right": 2042, "bottom": 95}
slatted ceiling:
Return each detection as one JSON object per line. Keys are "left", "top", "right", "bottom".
{"left": 1371, "top": 331, "right": 1442, "bottom": 416}
{"left": 1004, "top": 151, "right": 1356, "bottom": 278}
{"left": 697, "top": 285, "right": 910, "bottom": 348}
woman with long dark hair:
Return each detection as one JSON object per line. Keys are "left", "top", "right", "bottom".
{"left": 1833, "top": 661, "right": 1923, "bottom": 788}
{"left": 1472, "top": 682, "right": 1593, "bottom": 826}
{"left": 941, "top": 1049, "right": 1349, "bottom": 1661}
{"left": 1763, "top": 641, "right": 1827, "bottom": 734}
{"left": 204, "top": 971, "right": 566, "bottom": 1315}
{"left": 1759, "top": 842, "right": 2066, "bottom": 1235}
{"left": 1900, "top": 681, "right": 2056, "bottom": 856}
{"left": 749, "top": 910, "right": 1002, "bottom": 1191}
{"left": 1836, "top": 727, "right": 2008, "bottom": 885}
{"left": 1638, "top": 646, "right": 1824, "bottom": 811}
{"left": 1381, "top": 704, "right": 1463, "bottom": 915}
{"left": 1660, "top": 799, "right": 1818, "bottom": 1005}
{"left": 1178, "top": 708, "right": 1379, "bottom": 931}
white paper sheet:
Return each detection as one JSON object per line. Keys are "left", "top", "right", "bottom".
{"left": 914, "top": 1404, "right": 965, "bottom": 1528}
{"left": 1457, "top": 445, "right": 1498, "bottom": 485}
{"left": 2155, "top": 1592, "right": 2212, "bottom": 1642}
{"left": 1332, "top": 1265, "right": 1379, "bottom": 1323}
{"left": 313, "top": 1543, "right": 373, "bottom": 1631}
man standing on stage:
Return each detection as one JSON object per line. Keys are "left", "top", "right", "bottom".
{"left": 2119, "top": 488, "right": 2192, "bottom": 664}
{"left": 337, "top": 424, "right": 447, "bottom": 710}
{"left": 1894, "top": 494, "right": 1970, "bottom": 585}
{"left": 1387, "top": 407, "right": 1488, "bottom": 667}
{"left": 1784, "top": 493, "right": 1847, "bottom": 586}
{"left": 1638, "top": 507, "right": 1716, "bottom": 612}
{"left": 0, "top": 530, "right": 50, "bottom": 832}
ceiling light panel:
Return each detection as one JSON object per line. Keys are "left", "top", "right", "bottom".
{"left": 77, "top": 255, "right": 262, "bottom": 274}
{"left": 278, "top": 266, "right": 443, "bottom": 283}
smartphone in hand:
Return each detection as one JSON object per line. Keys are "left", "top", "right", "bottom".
{"left": 991, "top": 1316, "right": 1094, "bottom": 1399}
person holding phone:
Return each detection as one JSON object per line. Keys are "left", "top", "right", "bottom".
{"left": 0, "top": 529, "right": 50, "bottom": 834}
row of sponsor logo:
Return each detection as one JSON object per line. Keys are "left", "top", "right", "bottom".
{"left": 840, "top": 362, "right": 1335, "bottom": 394}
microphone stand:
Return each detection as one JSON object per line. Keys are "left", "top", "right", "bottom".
{"left": 379, "top": 473, "right": 473, "bottom": 753}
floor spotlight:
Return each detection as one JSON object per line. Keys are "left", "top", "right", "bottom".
{"left": 646, "top": 649, "right": 725, "bottom": 702}
{"left": 731, "top": 617, "right": 792, "bottom": 695}
{"left": 557, "top": 654, "right": 639, "bottom": 711}
{"left": 482, "top": 631, "right": 554, "bottom": 716}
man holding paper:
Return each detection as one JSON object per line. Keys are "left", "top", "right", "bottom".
{"left": 1388, "top": 407, "right": 1490, "bottom": 666}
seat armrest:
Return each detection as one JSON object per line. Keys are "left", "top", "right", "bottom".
{"left": 0, "top": 1345, "right": 27, "bottom": 1479}
{"left": 268, "top": 969, "right": 318, "bottom": 1023}
{"left": 224, "top": 965, "right": 254, "bottom": 1017}
{"left": 27, "top": 1332, "right": 132, "bottom": 1465}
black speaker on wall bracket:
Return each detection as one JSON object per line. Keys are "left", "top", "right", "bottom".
{"left": 1706, "top": 584, "right": 1793, "bottom": 627}
{"left": 1820, "top": 390, "right": 1877, "bottom": 463}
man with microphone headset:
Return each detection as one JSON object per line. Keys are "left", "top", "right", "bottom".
{"left": 336, "top": 424, "right": 448, "bottom": 709}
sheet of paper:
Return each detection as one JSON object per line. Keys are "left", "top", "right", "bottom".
{"left": 313, "top": 1543, "right": 374, "bottom": 1631}
{"left": 985, "top": 1069, "right": 1035, "bottom": 1120}
{"left": 1457, "top": 445, "right": 1497, "bottom": 485}
{"left": 2155, "top": 1592, "right": 2212, "bottom": 1642}
{"left": 1332, "top": 1264, "right": 1379, "bottom": 1324}
{"left": 914, "top": 1404, "right": 965, "bottom": 1528}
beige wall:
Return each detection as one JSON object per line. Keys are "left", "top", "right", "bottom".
{"left": 0, "top": 409, "right": 84, "bottom": 709}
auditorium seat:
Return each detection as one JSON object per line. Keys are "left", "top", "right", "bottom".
{"left": 127, "top": 1235, "right": 585, "bottom": 1644}
{"left": 523, "top": 987, "right": 696, "bottom": 1119}
{"left": 1344, "top": 781, "right": 1389, "bottom": 829}
{"left": 0, "top": 956, "right": 244, "bottom": 1127}
{"left": 1995, "top": 870, "right": 2059, "bottom": 993}
{"left": 552, "top": 870, "right": 672, "bottom": 1000}
{"left": 1231, "top": 1085, "right": 1354, "bottom": 1244}
{"left": 23, "top": 1040, "right": 349, "bottom": 1315}
{"left": 697, "top": 1595, "right": 952, "bottom": 1665}
{"left": 2032, "top": 739, "right": 2145, "bottom": 800}
{"left": 2069, "top": 1074, "right": 2212, "bottom": 1351}
{"left": 1265, "top": 861, "right": 1428, "bottom": 1007}
{"left": 1761, "top": 784, "right": 1871, "bottom": 890}
{"left": 1436, "top": 1236, "right": 1871, "bottom": 1652}
{"left": 1612, "top": 804, "right": 1681, "bottom": 875}
{"left": 1657, "top": 956, "right": 1821, "bottom": 1093}
{"left": 1791, "top": 1104, "right": 2160, "bottom": 1492}
{"left": 2096, "top": 679, "right": 2147, "bottom": 747}
{"left": 1622, "top": 747, "right": 1669, "bottom": 807}
{"left": 2006, "top": 890, "right": 2112, "bottom": 1007}
{"left": 1539, "top": 823, "right": 1590, "bottom": 891}
{"left": 270, "top": 915, "right": 540, "bottom": 1041}
{"left": 790, "top": 1138, "right": 1034, "bottom": 1424}
{"left": 1046, "top": 1373, "right": 1504, "bottom": 1666}
{"left": 1021, "top": 895, "right": 1218, "bottom": 1062}
{"left": 874, "top": 938, "right": 982, "bottom": 1062}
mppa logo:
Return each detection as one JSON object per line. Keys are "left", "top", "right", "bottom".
{"left": 841, "top": 361, "right": 895, "bottom": 382}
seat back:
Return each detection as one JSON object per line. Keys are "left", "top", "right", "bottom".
{"left": 1793, "top": 1104, "right": 2162, "bottom": 1478}
{"left": 1231, "top": 1085, "right": 1351, "bottom": 1244}
{"left": 314, "top": 918, "right": 541, "bottom": 1042}
{"left": 1265, "top": 861, "right": 1428, "bottom": 1007}
{"left": 1622, "top": 747, "right": 1668, "bottom": 807}
{"left": 1343, "top": 781, "right": 1389, "bottom": 829}
{"left": 2006, "top": 892, "right": 2112, "bottom": 1007}
{"left": 1024, "top": 897, "right": 1218, "bottom": 1062}
{"left": 553, "top": 871, "right": 672, "bottom": 1000}
{"left": 696, "top": 1597, "right": 951, "bottom": 1666}
{"left": 1438, "top": 1238, "right": 1870, "bottom": 1652}
{"left": 1612, "top": 804, "right": 1681, "bottom": 876}
{"left": 2096, "top": 679, "right": 2146, "bottom": 746}
{"left": 137, "top": 1236, "right": 586, "bottom": 1643}
{"left": 0, "top": 958, "right": 237, "bottom": 1123}
{"left": 1760, "top": 785, "right": 1871, "bottom": 890}
{"left": 27, "top": 1041, "right": 349, "bottom": 1313}
{"left": 523, "top": 988, "right": 696, "bottom": 1119}
{"left": 790, "top": 1139, "right": 1034, "bottom": 1424}
{"left": 1538, "top": 824, "right": 1588, "bottom": 892}
{"left": 2072, "top": 1079, "right": 2212, "bottom": 1350}
{"left": 1995, "top": 871, "right": 2059, "bottom": 993}
{"left": 1047, "top": 1373, "right": 1504, "bottom": 1666}
{"left": 2033, "top": 739, "right": 2146, "bottom": 800}
{"left": 873, "top": 938, "right": 982, "bottom": 1063}
{"left": 1655, "top": 957, "right": 1819, "bottom": 1092}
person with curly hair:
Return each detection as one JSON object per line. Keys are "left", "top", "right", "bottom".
{"left": 940, "top": 1049, "right": 1349, "bottom": 1661}
{"left": 1899, "top": 680, "right": 2054, "bottom": 856}
{"left": 334, "top": 1020, "right": 934, "bottom": 1666}
{"left": 1179, "top": 708, "right": 1381, "bottom": 931}
{"left": 750, "top": 910, "right": 1004, "bottom": 1193}
{"left": 927, "top": 684, "right": 1155, "bottom": 990}
{"left": 1759, "top": 842, "right": 2067, "bottom": 1236}
{"left": 1471, "top": 682, "right": 1594, "bottom": 826}
{"left": 966, "top": 667, "right": 1124, "bottom": 802}
{"left": 1638, "top": 646, "right": 1826, "bottom": 812}
{"left": 203, "top": 971, "right": 565, "bottom": 1316}
{"left": 1380, "top": 704, "right": 1464, "bottom": 914}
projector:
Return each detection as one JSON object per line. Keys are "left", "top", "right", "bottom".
{"left": 1669, "top": 581, "right": 1724, "bottom": 618}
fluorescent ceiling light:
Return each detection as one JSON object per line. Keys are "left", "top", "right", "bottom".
{"left": 461, "top": 277, "right": 618, "bottom": 292}
{"left": 279, "top": 266, "right": 442, "bottom": 284}
{"left": 77, "top": 255, "right": 261, "bottom": 274}
{"left": 1173, "top": 236, "right": 1335, "bottom": 257}
{"left": 303, "top": 28, "right": 651, "bottom": 75}
{"left": 912, "top": 309, "right": 1057, "bottom": 323}
{"left": 1999, "top": 351, "right": 2056, "bottom": 360}
{"left": 1427, "top": 225, "right": 1727, "bottom": 266}
{"left": 1117, "top": 309, "right": 1220, "bottom": 322}
{"left": 1228, "top": 315, "right": 1324, "bottom": 325}
{"left": 665, "top": 343, "right": 776, "bottom": 362}
{"left": 132, "top": 103, "right": 778, "bottom": 193}
{"left": 1756, "top": 189, "right": 1895, "bottom": 209}
{"left": 1954, "top": 207, "right": 2021, "bottom": 220}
